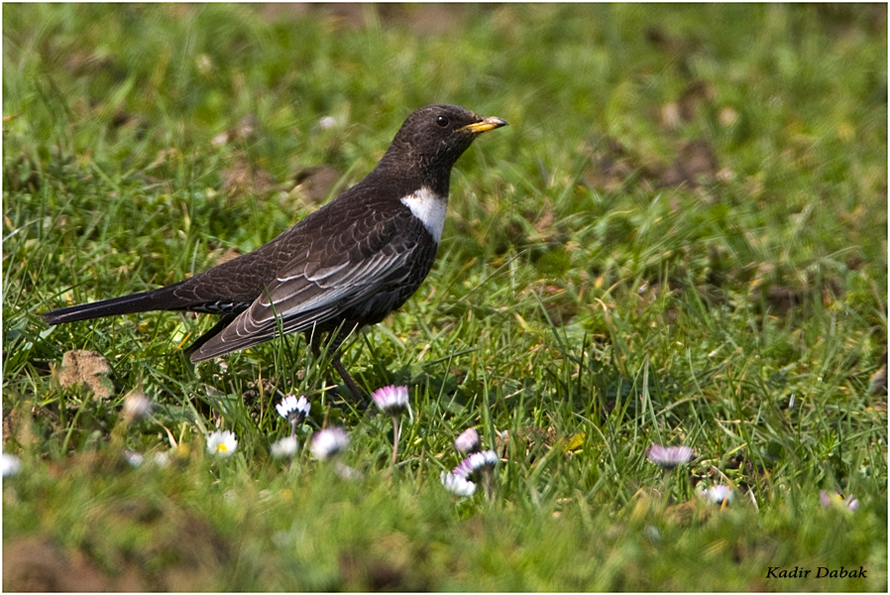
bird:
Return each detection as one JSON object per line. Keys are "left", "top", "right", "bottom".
{"left": 41, "top": 104, "right": 508, "bottom": 401}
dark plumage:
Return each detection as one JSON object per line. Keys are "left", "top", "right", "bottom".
{"left": 41, "top": 104, "right": 507, "bottom": 400}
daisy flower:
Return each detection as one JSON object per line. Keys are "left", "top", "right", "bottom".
{"left": 206, "top": 430, "right": 238, "bottom": 458}
{"left": 311, "top": 427, "right": 349, "bottom": 461}
{"left": 441, "top": 471, "right": 476, "bottom": 497}
{"left": 277, "top": 394, "right": 310, "bottom": 424}
{"left": 371, "top": 385, "right": 411, "bottom": 466}
{"left": 123, "top": 450, "right": 145, "bottom": 467}
{"left": 277, "top": 394, "right": 311, "bottom": 438}
{"left": 2, "top": 453, "right": 22, "bottom": 477}
{"left": 453, "top": 450, "right": 498, "bottom": 481}
{"left": 371, "top": 385, "right": 410, "bottom": 416}
{"left": 819, "top": 490, "right": 858, "bottom": 511}
{"left": 452, "top": 449, "right": 498, "bottom": 501}
{"left": 271, "top": 436, "right": 300, "bottom": 459}
{"left": 647, "top": 444, "right": 695, "bottom": 469}
{"left": 122, "top": 391, "right": 152, "bottom": 422}
{"left": 454, "top": 427, "right": 481, "bottom": 454}
{"left": 700, "top": 484, "right": 734, "bottom": 506}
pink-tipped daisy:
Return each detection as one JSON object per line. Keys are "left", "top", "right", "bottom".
{"left": 819, "top": 490, "right": 858, "bottom": 511}
{"left": 454, "top": 427, "right": 481, "bottom": 454}
{"left": 371, "top": 385, "right": 410, "bottom": 416}
{"left": 647, "top": 444, "right": 695, "bottom": 469}
{"left": 372, "top": 385, "right": 411, "bottom": 466}
{"left": 453, "top": 450, "right": 498, "bottom": 482}
{"left": 451, "top": 450, "right": 498, "bottom": 501}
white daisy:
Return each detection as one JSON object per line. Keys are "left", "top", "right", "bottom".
{"left": 441, "top": 471, "right": 477, "bottom": 497}
{"left": 335, "top": 462, "right": 364, "bottom": 481}
{"left": 123, "top": 450, "right": 145, "bottom": 467}
{"left": 121, "top": 391, "right": 152, "bottom": 422}
{"left": 276, "top": 394, "right": 310, "bottom": 423}
{"left": 150, "top": 451, "right": 172, "bottom": 468}
{"left": 206, "top": 430, "right": 238, "bottom": 457}
{"left": 700, "top": 484, "right": 734, "bottom": 505}
{"left": 318, "top": 116, "right": 338, "bottom": 130}
{"left": 270, "top": 436, "right": 300, "bottom": 459}
{"left": 311, "top": 427, "right": 349, "bottom": 461}
{"left": 2, "top": 453, "right": 22, "bottom": 477}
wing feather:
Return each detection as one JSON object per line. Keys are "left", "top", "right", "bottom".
{"left": 190, "top": 205, "right": 433, "bottom": 362}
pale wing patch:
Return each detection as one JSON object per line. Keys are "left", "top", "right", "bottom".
{"left": 400, "top": 187, "right": 447, "bottom": 243}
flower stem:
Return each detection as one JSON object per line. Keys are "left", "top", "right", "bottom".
{"left": 391, "top": 416, "right": 400, "bottom": 466}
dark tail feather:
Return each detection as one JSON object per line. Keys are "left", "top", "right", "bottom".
{"left": 183, "top": 314, "right": 237, "bottom": 359}
{"left": 41, "top": 286, "right": 183, "bottom": 325}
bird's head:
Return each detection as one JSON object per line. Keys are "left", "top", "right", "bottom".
{"left": 380, "top": 104, "right": 508, "bottom": 190}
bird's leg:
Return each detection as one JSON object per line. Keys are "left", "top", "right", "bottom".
{"left": 309, "top": 330, "right": 323, "bottom": 361}
{"left": 308, "top": 327, "right": 365, "bottom": 404}
{"left": 331, "top": 355, "right": 364, "bottom": 403}
{"left": 327, "top": 326, "right": 365, "bottom": 403}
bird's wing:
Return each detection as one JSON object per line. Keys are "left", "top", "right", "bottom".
{"left": 189, "top": 205, "right": 430, "bottom": 361}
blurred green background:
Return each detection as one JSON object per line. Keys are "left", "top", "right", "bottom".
{"left": 3, "top": 4, "right": 887, "bottom": 591}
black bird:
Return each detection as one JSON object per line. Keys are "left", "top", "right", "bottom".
{"left": 42, "top": 104, "right": 507, "bottom": 400}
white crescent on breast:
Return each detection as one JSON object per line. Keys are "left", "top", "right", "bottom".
{"left": 400, "top": 186, "right": 448, "bottom": 244}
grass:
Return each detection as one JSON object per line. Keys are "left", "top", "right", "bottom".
{"left": 3, "top": 3, "right": 887, "bottom": 591}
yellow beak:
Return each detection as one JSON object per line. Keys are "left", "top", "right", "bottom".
{"left": 458, "top": 116, "right": 509, "bottom": 134}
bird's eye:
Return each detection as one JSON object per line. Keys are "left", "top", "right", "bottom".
{"left": 436, "top": 115, "right": 450, "bottom": 128}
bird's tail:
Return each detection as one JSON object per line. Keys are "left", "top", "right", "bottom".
{"left": 41, "top": 286, "right": 182, "bottom": 325}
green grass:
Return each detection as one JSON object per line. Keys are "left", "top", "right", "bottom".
{"left": 3, "top": 3, "right": 887, "bottom": 591}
